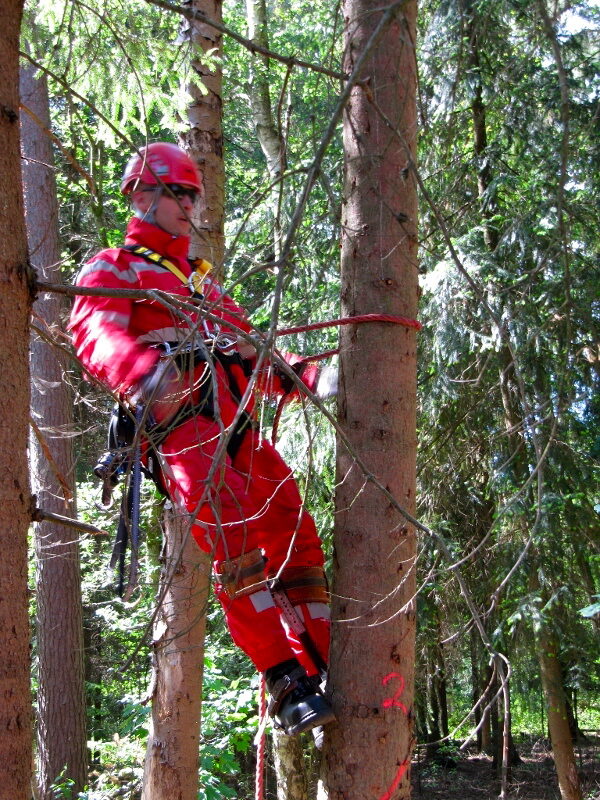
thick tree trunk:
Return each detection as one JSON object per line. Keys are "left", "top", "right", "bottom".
{"left": 20, "top": 64, "right": 88, "bottom": 800}
{"left": 320, "top": 1, "right": 418, "bottom": 798}
{"left": 142, "top": 509, "right": 211, "bottom": 800}
{"left": 183, "top": 0, "right": 225, "bottom": 268}
{"left": 0, "top": 3, "right": 34, "bottom": 796}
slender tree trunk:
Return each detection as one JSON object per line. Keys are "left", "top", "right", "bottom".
{"left": 0, "top": 4, "right": 34, "bottom": 796}
{"left": 463, "top": 0, "right": 498, "bottom": 252}
{"left": 246, "top": 0, "right": 286, "bottom": 256}
{"left": 244, "top": 3, "right": 308, "bottom": 796}
{"left": 320, "top": 1, "right": 418, "bottom": 797}
{"left": 183, "top": 0, "right": 225, "bottom": 268}
{"left": 531, "top": 578, "right": 582, "bottom": 800}
{"left": 426, "top": 653, "right": 441, "bottom": 742}
{"left": 470, "top": 628, "right": 484, "bottom": 751}
{"left": 20, "top": 64, "right": 88, "bottom": 800}
{"left": 142, "top": 509, "right": 211, "bottom": 800}
{"left": 143, "top": 4, "right": 225, "bottom": 794}
{"left": 430, "top": 606, "right": 448, "bottom": 739}
{"left": 272, "top": 730, "right": 309, "bottom": 800}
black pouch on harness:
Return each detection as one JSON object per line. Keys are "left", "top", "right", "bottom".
{"left": 93, "top": 405, "right": 136, "bottom": 507}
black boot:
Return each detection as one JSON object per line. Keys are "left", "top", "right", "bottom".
{"left": 265, "top": 659, "right": 335, "bottom": 737}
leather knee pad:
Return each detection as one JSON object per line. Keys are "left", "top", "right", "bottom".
{"left": 214, "top": 548, "right": 267, "bottom": 598}
{"left": 277, "top": 565, "right": 329, "bottom": 605}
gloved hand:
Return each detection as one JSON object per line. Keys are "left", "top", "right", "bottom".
{"left": 316, "top": 364, "right": 338, "bottom": 400}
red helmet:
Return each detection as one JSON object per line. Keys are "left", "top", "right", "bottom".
{"left": 121, "top": 142, "right": 202, "bottom": 194}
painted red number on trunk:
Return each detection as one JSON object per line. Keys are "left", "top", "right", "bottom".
{"left": 382, "top": 672, "right": 407, "bottom": 714}
{"left": 378, "top": 759, "right": 409, "bottom": 800}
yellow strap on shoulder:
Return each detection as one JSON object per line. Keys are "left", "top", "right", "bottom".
{"left": 129, "top": 245, "right": 212, "bottom": 293}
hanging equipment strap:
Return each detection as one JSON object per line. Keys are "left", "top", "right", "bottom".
{"left": 269, "top": 579, "right": 328, "bottom": 680}
{"left": 109, "top": 406, "right": 144, "bottom": 598}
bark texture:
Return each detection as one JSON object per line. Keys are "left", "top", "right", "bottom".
{"left": 144, "top": 2, "right": 224, "bottom": 791}
{"left": 182, "top": 0, "right": 225, "bottom": 268}
{"left": 21, "top": 64, "right": 88, "bottom": 799}
{"left": 320, "top": 2, "right": 418, "bottom": 798}
{"left": 142, "top": 510, "right": 211, "bottom": 800}
{"left": 0, "top": 2, "right": 34, "bottom": 796}
{"left": 272, "top": 730, "right": 309, "bottom": 800}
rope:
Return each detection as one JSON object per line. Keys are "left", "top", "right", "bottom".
{"left": 271, "top": 312, "right": 421, "bottom": 444}
{"left": 254, "top": 673, "right": 267, "bottom": 800}
{"left": 276, "top": 312, "right": 421, "bottom": 337}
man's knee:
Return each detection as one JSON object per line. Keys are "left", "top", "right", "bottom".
{"left": 277, "top": 565, "right": 329, "bottom": 605}
{"left": 214, "top": 548, "right": 267, "bottom": 598}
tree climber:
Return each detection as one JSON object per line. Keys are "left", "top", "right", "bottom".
{"left": 69, "top": 142, "right": 335, "bottom": 738}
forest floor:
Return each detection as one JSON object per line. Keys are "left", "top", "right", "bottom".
{"left": 412, "top": 736, "right": 600, "bottom": 800}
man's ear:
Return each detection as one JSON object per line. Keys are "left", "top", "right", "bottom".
{"left": 131, "top": 189, "right": 151, "bottom": 214}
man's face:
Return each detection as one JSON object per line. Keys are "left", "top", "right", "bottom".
{"left": 133, "top": 184, "right": 199, "bottom": 236}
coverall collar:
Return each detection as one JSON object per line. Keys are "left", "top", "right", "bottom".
{"left": 124, "top": 216, "right": 191, "bottom": 261}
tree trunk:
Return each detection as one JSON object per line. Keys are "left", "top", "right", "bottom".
{"left": 143, "top": 4, "right": 225, "bottom": 794}
{"left": 0, "top": 3, "right": 34, "bottom": 795}
{"left": 142, "top": 509, "right": 211, "bottom": 800}
{"left": 320, "top": 1, "right": 418, "bottom": 797}
{"left": 20, "top": 64, "right": 88, "bottom": 800}
{"left": 464, "top": 0, "right": 498, "bottom": 252}
{"left": 245, "top": 3, "right": 305, "bottom": 795}
{"left": 272, "top": 731, "right": 309, "bottom": 800}
{"left": 246, "top": 0, "right": 285, "bottom": 256}
{"left": 183, "top": 0, "right": 225, "bottom": 269}
{"left": 469, "top": 628, "right": 484, "bottom": 752}
{"left": 534, "top": 607, "right": 582, "bottom": 800}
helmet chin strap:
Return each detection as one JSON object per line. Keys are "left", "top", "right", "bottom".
{"left": 133, "top": 186, "right": 180, "bottom": 236}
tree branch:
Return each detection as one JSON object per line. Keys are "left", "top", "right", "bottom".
{"left": 143, "top": 0, "right": 346, "bottom": 81}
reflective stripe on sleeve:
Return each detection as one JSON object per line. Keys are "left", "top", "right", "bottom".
{"left": 92, "top": 309, "right": 131, "bottom": 328}
{"left": 77, "top": 258, "right": 138, "bottom": 285}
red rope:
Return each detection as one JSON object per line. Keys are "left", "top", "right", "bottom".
{"left": 270, "top": 313, "right": 420, "bottom": 444}
{"left": 276, "top": 312, "right": 421, "bottom": 337}
{"left": 255, "top": 673, "right": 267, "bottom": 800}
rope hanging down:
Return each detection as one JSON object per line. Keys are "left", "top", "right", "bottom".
{"left": 271, "top": 312, "right": 421, "bottom": 443}
{"left": 255, "top": 674, "right": 267, "bottom": 800}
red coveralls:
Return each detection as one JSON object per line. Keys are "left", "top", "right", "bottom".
{"left": 70, "top": 217, "right": 329, "bottom": 673}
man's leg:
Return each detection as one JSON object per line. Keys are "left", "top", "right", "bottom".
{"left": 159, "top": 419, "right": 334, "bottom": 735}
{"left": 157, "top": 418, "right": 298, "bottom": 669}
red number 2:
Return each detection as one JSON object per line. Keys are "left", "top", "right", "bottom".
{"left": 382, "top": 672, "right": 408, "bottom": 714}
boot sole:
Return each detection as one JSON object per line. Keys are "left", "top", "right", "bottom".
{"left": 285, "top": 706, "right": 336, "bottom": 736}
